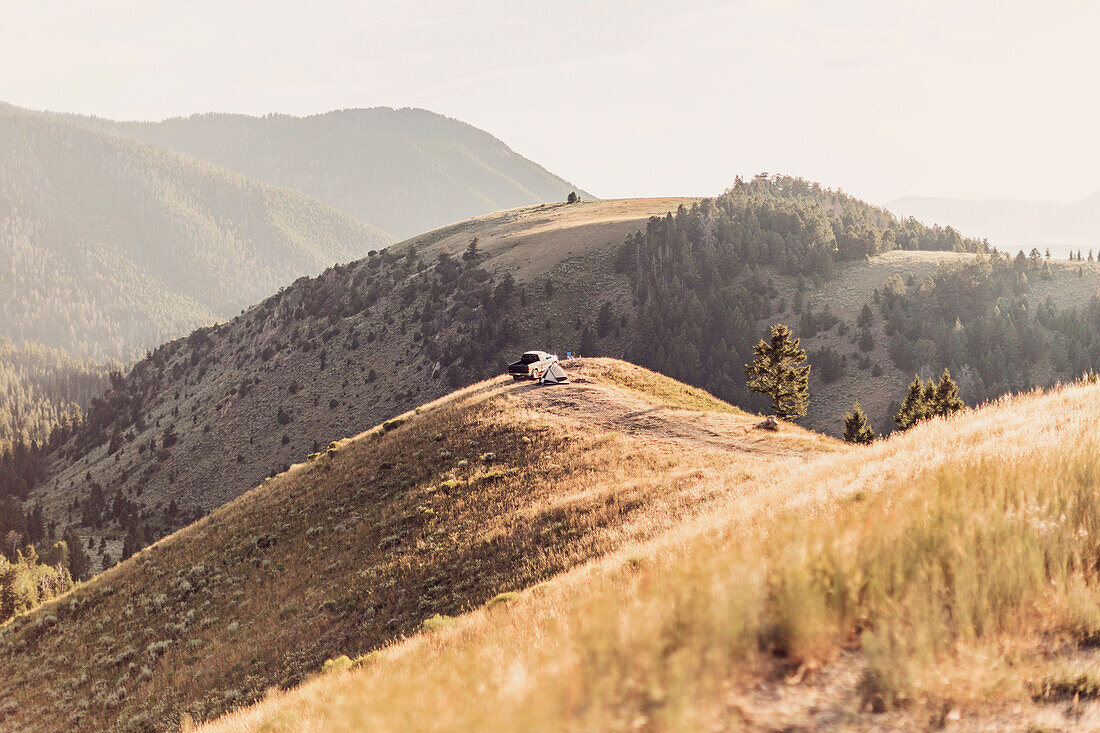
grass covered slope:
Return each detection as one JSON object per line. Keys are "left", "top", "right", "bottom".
{"left": 0, "top": 102, "right": 390, "bottom": 359}
{"left": 0, "top": 360, "right": 832, "bottom": 732}
{"left": 27, "top": 197, "right": 694, "bottom": 565}
{"left": 203, "top": 376, "right": 1100, "bottom": 732}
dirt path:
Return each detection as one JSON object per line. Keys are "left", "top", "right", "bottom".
{"left": 498, "top": 362, "right": 828, "bottom": 461}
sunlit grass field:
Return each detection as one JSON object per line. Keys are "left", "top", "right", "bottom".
{"left": 203, "top": 376, "right": 1100, "bottom": 732}
{"left": 0, "top": 360, "right": 831, "bottom": 731}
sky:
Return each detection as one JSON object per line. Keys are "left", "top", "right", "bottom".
{"left": 2, "top": 0, "right": 1098, "bottom": 206}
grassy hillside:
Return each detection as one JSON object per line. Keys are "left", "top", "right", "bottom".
{"left": 0, "top": 102, "right": 390, "bottom": 360}
{"left": 72, "top": 107, "right": 590, "bottom": 240}
{"left": 0, "top": 360, "right": 835, "bottom": 732}
{"left": 201, "top": 374, "right": 1100, "bottom": 733}
{"left": 7, "top": 361, "right": 1099, "bottom": 732}
{"left": 23, "top": 188, "right": 1100, "bottom": 573}
{"left": 27, "top": 198, "right": 691, "bottom": 568}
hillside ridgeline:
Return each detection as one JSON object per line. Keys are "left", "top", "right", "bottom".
{"left": 203, "top": 373, "right": 1100, "bottom": 732}
{"left": 23, "top": 181, "right": 1100, "bottom": 576}
{"left": 25, "top": 198, "right": 687, "bottom": 574}
{"left": 891, "top": 189, "right": 1100, "bottom": 255}
{"left": 0, "top": 359, "right": 833, "bottom": 731}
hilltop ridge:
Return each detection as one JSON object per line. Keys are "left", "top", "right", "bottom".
{"left": 0, "top": 359, "right": 832, "bottom": 732}
{"left": 25, "top": 181, "right": 1100, "bottom": 575}
{"left": 203, "top": 373, "right": 1100, "bottom": 733}
{"left": 28, "top": 198, "right": 692, "bottom": 558}
{"left": 7, "top": 359, "right": 1100, "bottom": 731}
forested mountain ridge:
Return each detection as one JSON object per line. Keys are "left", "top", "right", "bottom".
{"left": 622, "top": 175, "right": 990, "bottom": 412}
{"left": 0, "top": 102, "right": 391, "bottom": 360}
{"left": 64, "top": 106, "right": 590, "bottom": 239}
{"left": 18, "top": 178, "right": 1100, "bottom": 585}
{"left": 22, "top": 198, "right": 686, "bottom": 572}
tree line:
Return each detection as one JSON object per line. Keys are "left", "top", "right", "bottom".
{"left": 744, "top": 323, "right": 966, "bottom": 444}
{"left": 617, "top": 174, "right": 988, "bottom": 412}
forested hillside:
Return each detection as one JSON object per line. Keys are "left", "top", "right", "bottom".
{"left": 0, "top": 102, "right": 390, "bottom": 360}
{"left": 876, "top": 253, "right": 1100, "bottom": 401}
{"left": 0, "top": 341, "right": 116, "bottom": 571}
{"left": 73, "top": 107, "right": 589, "bottom": 239}
{"left": 0, "top": 339, "right": 113, "bottom": 452}
{"left": 21, "top": 199, "right": 673, "bottom": 573}
{"left": 621, "top": 175, "right": 990, "bottom": 412}
{"left": 17, "top": 183, "right": 1100, "bottom": 581}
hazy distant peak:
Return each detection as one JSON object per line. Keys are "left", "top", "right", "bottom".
{"left": 47, "top": 103, "right": 591, "bottom": 239}
{"left": 888, "top": 191, "right": 1100, "bottom": 255}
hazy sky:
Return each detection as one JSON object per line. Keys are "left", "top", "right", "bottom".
{"left": 3, "top": 0, "right": 1097, "bottom": 205}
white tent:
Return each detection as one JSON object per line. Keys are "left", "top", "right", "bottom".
{"left": 540, "top": 362, "right": 569, "bottom": 384}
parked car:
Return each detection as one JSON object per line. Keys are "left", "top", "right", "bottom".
{"left": 508, "top": 351, "right": 558, "bottom": 381}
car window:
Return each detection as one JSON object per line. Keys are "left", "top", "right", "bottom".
{"left": 521, "top": 353, "right": 540, "bottom": 364}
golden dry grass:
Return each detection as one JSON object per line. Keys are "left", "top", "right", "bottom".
{"left": 393, "top": 197, "right": 699, "bottom": 283}
{"left": 200, "top": 376, "right": 1100, "bottom": 733}
{"left": 0, "top": 359, "right": 827, "bottom": 732}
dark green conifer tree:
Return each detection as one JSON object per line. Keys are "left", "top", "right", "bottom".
{"left": 579, "top": 326, "right": 597, "bottom": 356}
{"left": 858, "top": 326, "right": 874, "bottom": 352}
{"left": 62, "top": 526, "right": 90, "bottom": 581}
{"left": 744, "top": 324, "right": 811, "bottom": 421}
{"left": 122, "top": 525, "right": 142, "bottom": 562}
{"left": 857, "top": 303, "right": 874, "bottom": 329}
{"left": 596, "top": 302, "right": 615, "bottom": 338}
{"left": 462, "top": 237, "right": 480, "bottom": 262}
{"left": 894, "top": 374, "right": 929, "bottom": 431}
{"left": 930, "top": 368, "right": 965, "bottom": 417}
{"left": 842, "top": 403, "right": 875, "bottom": 444}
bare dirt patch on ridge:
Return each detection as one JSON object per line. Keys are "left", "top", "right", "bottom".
{"left": 509, "top": 359, "right": 828, "bottom": 459}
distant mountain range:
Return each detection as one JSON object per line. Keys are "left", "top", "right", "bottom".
{"left": 890, "top": 191, "right": 1100, "bottom": 257}
{"left": 69, "top": 107, "right": 590, "bottom": 240}
{"left": 0, "top": 102, "right": 389, "bottom": 360}
{"left": 0, "top": 103, "right": 588, "bottom": 360}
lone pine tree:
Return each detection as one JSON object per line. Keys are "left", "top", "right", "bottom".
{"left": 463, "top": 237, "right": 480, "bottom": 262}
{"left": 842, "top": 402, "right": 875, "bottom": 444}
{"left": 61, "top": 526, "right": 90, "bottom": 582}
{"left": 744, "top": 324, "right": 810, "bottom": 421}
